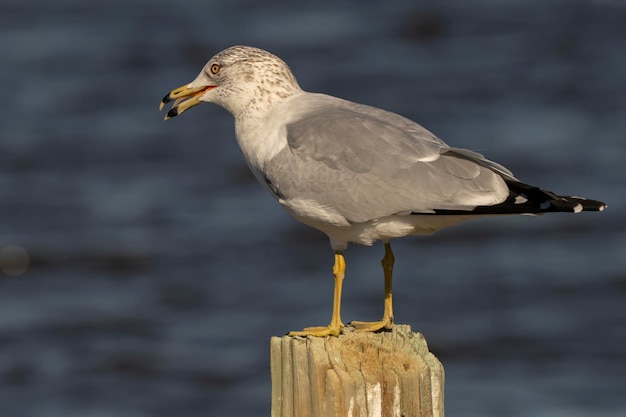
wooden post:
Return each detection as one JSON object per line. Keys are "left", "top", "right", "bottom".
{"left": 270, "top": 325, "right": 444, "bottom": 417}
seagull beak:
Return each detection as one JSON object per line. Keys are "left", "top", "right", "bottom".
{"left": 159, "top": 84, "right": 216, "bottom": 120}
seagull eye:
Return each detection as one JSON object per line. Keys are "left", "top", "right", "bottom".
{"left": 210, "top": 64, "right": 220, "bottom": 75}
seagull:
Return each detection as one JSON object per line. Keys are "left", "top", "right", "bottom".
{"left": 160, "top": 45, "right": 606, "bottom": 337}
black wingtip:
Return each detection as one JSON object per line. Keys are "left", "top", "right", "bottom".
{"left": 423, "top": 181, "right": 607, "bottom": 216}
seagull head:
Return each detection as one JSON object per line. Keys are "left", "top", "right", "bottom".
{"left": 160, "top": 45, "right": 302, "bottom": 120}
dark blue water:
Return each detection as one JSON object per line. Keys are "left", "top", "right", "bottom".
{"left": 1, "top": 1, "right": 625, "bottom": 416}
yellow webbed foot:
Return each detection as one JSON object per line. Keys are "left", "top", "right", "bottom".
{"left": 288, "top": 324, "right": 343, "bottom": 337}
{"left": 349, "top": 317, "right": 394, "bottom": 333}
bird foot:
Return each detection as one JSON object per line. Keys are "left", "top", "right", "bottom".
{"left": 288, "top": 324, "right": 343, "bottom": 337}
{"left": 349, "top": 317, "right": 394, "bottom": 332}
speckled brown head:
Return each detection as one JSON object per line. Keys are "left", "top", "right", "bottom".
{"left": 160, "top": 45, "right": 302, "bottom": 120}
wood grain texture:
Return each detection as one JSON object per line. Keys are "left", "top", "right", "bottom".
{"left": 271, "top": 325, "right": 444, "bottom": 417}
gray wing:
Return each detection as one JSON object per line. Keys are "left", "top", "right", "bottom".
{"left": 264, "top": 97, "right": 514, "bottom": 224}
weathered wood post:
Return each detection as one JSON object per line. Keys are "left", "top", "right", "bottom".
{"left": 270, "top": 324, "right": 444, "bottom": 417}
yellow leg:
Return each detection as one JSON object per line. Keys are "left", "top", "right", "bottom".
{"left": 350, "top": 241, "right": 395, "bottom": 332}
{"left": 288, "top": 251, "right": 346, "bottom": 337}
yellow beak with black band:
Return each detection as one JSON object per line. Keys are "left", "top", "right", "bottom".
{"left": 160, "top": 84, "right": 216, "bottom": 120}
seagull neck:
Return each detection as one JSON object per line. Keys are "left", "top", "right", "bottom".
{"left": 233, "top": 90, "right": 297, "bottom": 131}
{"left": 234, "top": 105, "right": 274, "bottom": 126}
{"left": 234, "top": 95, "right": 297, "bottom": 170}
{"left": 237, "top": 85, "right": 301, "bottom": 121}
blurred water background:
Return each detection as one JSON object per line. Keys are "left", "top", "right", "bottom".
{"left": 1, "top": 0, "right": 625, "bottom": 416}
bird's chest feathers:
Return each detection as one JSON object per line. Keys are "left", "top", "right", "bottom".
{"left": 235, "top": 115, "right": 288, "bottom": 173}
